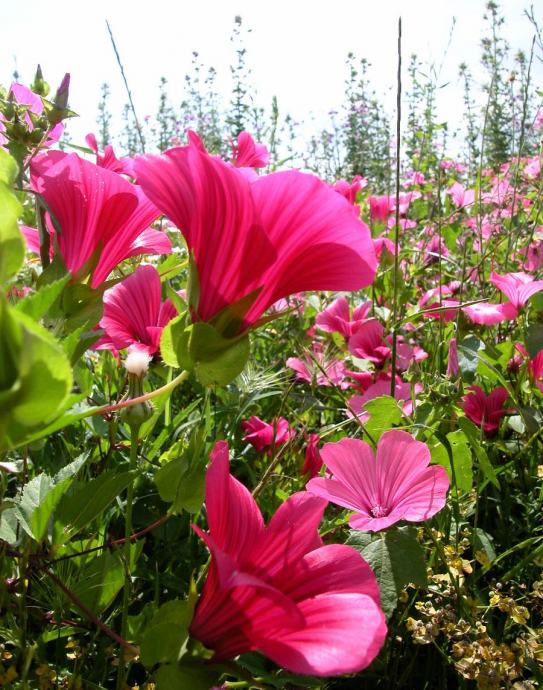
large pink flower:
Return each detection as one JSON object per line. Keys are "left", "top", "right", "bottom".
{"left": 30, "top": 151, "right": 169, "bottom": 287}
{"left": 489, "top": 271, "right": 543, "bottom": 310}
{"left": 348, "top": 319, "right": 391, "bottom": 365}
{"left": 190, "top": 441, "right": 387, "bottom": 676}
{"left": 97, "top": 265, "right": 178, "bottom": 355}
{"left": 462, "top": 385, "right": 509, "bottom": 435}
{"left": 307, "top": 431, "right": 449, "bottom": 532}
{"left": 134, "top": 137, "right": 376, "bottom": 332}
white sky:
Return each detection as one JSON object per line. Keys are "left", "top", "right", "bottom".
{"left": 1, "top": 0, "right": 541, "bottom": 152}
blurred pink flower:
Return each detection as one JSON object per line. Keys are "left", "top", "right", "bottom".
{"left": 307, "top": 431, "right": 449, "bottom": 532}
{"left": 490, "top": 271, "right": 543, "bottom": 310}
{"left": 241, "top": 416, "right": 293, "bottom": 453}
{"left": 529, "top": 351, "right": 543, "bottom": 393}
{"left": 287, "top": 350, "right": 348, "bottom": 388}
{"left": 348, "top": 378, "right": 422, "bottom": 421}
{"left": 333, "top": 175, "right": 368, "bottom": 206}
{"left": 231, "top": 131, "right": 270, "bottom": 168}
{"left": 447, "top": 182, "right": 475, "bottom": 208}
{"left": 462, "top": 385, "right": 510, "bottom": 435}
{"left": 85, "top": 133, "right": 135, "bottom": 177}
{"left": 190, "top": 441, "right": 387, "bottom": 675}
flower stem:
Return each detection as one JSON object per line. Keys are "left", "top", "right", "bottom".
{"left": 116, "top": 425, "right": 139, "bottom": 690}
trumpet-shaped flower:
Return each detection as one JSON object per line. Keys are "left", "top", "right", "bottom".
{"left": 30, "top": 151, "right": 169, "bottom": 287}
{"left": 134, "top": 137, "right": 376, "bottom": 332}
{"left": 489, "top": 271, "right": 543, "bottom": 310}
{"left": 315, "top": 296, "right": 372, "bottom": 338}
{"left": 462, "top": 385, "right": 510, "bottom": 435}
{"left": 306, "top": 431, "right": 449, "bottom": 532}
{"left": 190, "top": 441, "right": 387, "bottom": 676}
{"left": 241, "top": 416, "right": 293, "bottom": 453}
{"left": 97, "top": 265, "right": 178, "bottom": 355}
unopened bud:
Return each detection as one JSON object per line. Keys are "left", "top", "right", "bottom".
{"left": 53, "top": 73, "right": 70, "bottom": 111}
{"left": 120, "top": 351, "right": 154, "bottom": 429}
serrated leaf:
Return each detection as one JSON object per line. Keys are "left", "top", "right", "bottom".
{"left": 346, "top": 526, "right": 427, "bottom": 617}
{"left": 457, "top": 335, "right": 485, "bottom": 383}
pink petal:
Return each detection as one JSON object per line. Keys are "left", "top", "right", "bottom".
{"left": 463, "top": 301, "right": 518, "bottom": 325}
{"left": 257, "top": 592, "right": 387, "bottom": 676}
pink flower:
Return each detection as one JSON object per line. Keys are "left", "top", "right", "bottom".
{"left": 348, "top": 319, "right": 391, "bottom": 366}
{"left": 447, "top": 338, "right": 459, "bottom": 377}
{"left": 490, "top": 271, "right": 543, "bottom": 310}
{"left": 287, "top": 351, "right": 348, "bottom": 388}
{"left": 463, "top": 301, "right": 518, "bottom": 325}
{"left": 447, "top": 182, "right": 475, "bottom": 208}
{"left": 190, "top": 441, "right": 387, "bottom": 675}
{"left": 1, "top": 82, "right": 64, "bottom": 149}
{"left": 303, "top": 433, "right": 323, "bottom": 479}
{"left": 241, "top": 416, "right": 293, "bottom": 453}
{"left": 528, "top": 351, "right": 543, "bottom": 393}
{"left": 97, "top": 265, "right": 178, "bottom": 355}
{"left": 231, "top": 131, "right": 270, "bottom": 168}
{"left": 462, "top": 385, "right": 509, "bottom": 435}
{"left": 135, "top": 138, "right": 376, "bottom": 333}
{"left": 348, "top": 379, "right": 422, "bottom": 422}
{"left": 307, "top": 431, "right": 449, "bottom": 532}
{"left": 333, "top": 176, "right": 368, "bottom": 206}
{"left": 85, "top": 133, "right": 135, "bottom": 177}
{"left": 368, "top": 195, "right": 393, "bottom": 223}
{"left": 315, "top": 296, "right": 371, "bottom": 338}
{"left": 30, "top": 151, "right": 170, "bottom": 287}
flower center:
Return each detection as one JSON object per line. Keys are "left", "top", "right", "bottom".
{"left": 371, "top": 504, "right": 389, "bottom": 518}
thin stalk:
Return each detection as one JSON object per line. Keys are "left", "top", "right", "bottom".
{"left": 390, "top": 16, "right": 402, "bottom": 397}
{"left": 116, "top": 425, "right": 139, "bottom": 690}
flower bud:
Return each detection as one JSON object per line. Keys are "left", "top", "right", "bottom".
{"left": 120, "top": 351, "right": 154, "bottom": 429}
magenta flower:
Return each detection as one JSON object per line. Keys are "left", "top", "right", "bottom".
{"left": 303, "top": 433, "right": 323, "bottom": 479}
{"left": 190, "top": 441, "right": 387, "bottom": 675}
{"left": 463, "top": 301, "right": 518, "bottom": 325}
{"left": 231, "top": 131, "right": 270, "bottom": 168}
{"left": 85, "top": 133, "right": 135, "bottom": 177}
{"left": 529, "top": 351, "right": 543, "bottom": 393}
{"left": 315, "top": 296, "right": 371, "bottom": 338}
{"left": 447, "top": 182, "right": 475, "bottom": 208}
{"left": 348, "top": 319, "right": 391, "bottom": 366}
{"left": 287, "top": 352, "right": 348, "bottom": 388}
{"left": 333, "top": 175, "right": 367, "bottom": 206}
{"left": 307, "top": 431, "right": 449, "bottom": 532}
{"left": 462, "top": 385, "right": 510, "bottom": 435}
{"left": 490, "top": 271, "right": 543, "bottom": 310}
{"left": 97, "top": 265, "right": 178, "bottom": 355}
{"left": 30, "top": 151, "right": 170, "bottom": 287}
{"left": 368, "top": 195, "right": 393, "bottom": 223}
{"left": 241, "top": 416, "right": 293, "bottom": 454}
{"left": 135, "top": 138, "right": 376, "bottom": 332}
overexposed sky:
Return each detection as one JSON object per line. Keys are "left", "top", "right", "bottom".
{"left": 1, "top": 0, "right": 541, "bottom": 150}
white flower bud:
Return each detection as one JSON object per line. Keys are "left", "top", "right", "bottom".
{"left": 124, "top": 350, "right": 152, "bottom": 377}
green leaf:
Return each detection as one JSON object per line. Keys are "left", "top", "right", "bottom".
{"left": 525, "top": 323, "right": 543, "bottom": 358}
{"left": 13, "top": 473, "right": 54, "bottom": 539}
{"left": 0, "top": 303, "right": 73, "bottom": 451}
{"left": 14, "top": 275, "right": 70, "bottom": 320}
{"left": 54, "top": 470, "right": 138, "bottom": 543}
{"left": 190, "top": 322, "right": 250, "bottom": 386}
{"left": 140, "top": 600, "right": 194, "bottom": 667}
{"left": 363, "top": 395, "right": 402, "bottom": 441}
{"left": 155, "top": 441, "right": 206, "bottom": 515}
{"left": 457, "top": 417, "right": 500, "bottom": 489}
{"left": 160, "top": 313, "right": 188, "bottom": 368}
{"left": 457, "top": 335, "right": 485, "bottom": 383}
{"left": 430, "top": 429, "right": 473, "bottom": 492}
{"left": 346, "top": 526, "right": 427, "bottom": 617}
{"left": 71, "top": 550, "right": 125, "bottom": 613}
{"left": 0, "top": 149, "right": 24, "bottom": 282}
